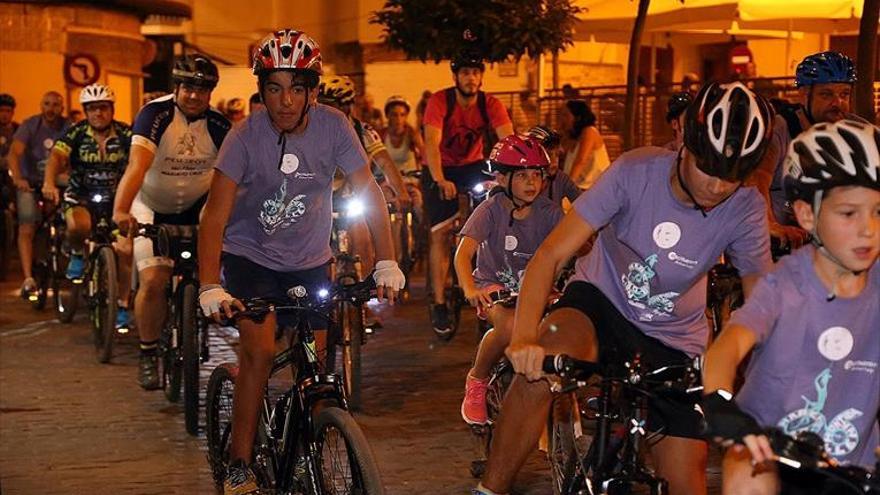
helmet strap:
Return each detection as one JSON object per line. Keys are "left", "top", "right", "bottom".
{"left": 504, "top": 172, "right": 540, "bottom": 226}
{"left": 804, "top": 86, "right": 817, "bottom": 125}
{"left": 809, "top": 190, "right": 864, "bottom": 302}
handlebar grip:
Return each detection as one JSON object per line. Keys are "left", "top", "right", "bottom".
{"left": 543, "top": 354, "right": 563, "bottom": 374}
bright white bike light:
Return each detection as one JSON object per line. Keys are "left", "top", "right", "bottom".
{"left": 91, "top": 193, "right": 103, "bottom": 203}
{"left": 345, "top": 199, "right": 365, "bottom": 218}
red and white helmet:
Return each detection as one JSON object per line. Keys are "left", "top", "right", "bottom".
{"left": 487, "top": 134, "right": 551, "bottom": 174}
{"left": 252, "top": 29, "right": 322, "bottom": 85}
{"left": 80, "top": 84, "right": 115, "bottom": 105}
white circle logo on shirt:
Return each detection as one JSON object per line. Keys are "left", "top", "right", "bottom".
{"left": 43, "top": 138, "right": 54, "bottom": 149}
{"left": 280, "top": 153, "right": 300, "bottom": 174}
{"left": 652, "top": 222, "right": 681, "bottom": 249}
{"left": 504, "top": 235, "right": 518, "bottom": 251}
{"left": 817, "top": 326, "right": 854, "bottom": 361}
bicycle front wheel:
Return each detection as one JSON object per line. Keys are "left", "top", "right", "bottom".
{"left": 205, "top": 363, "right": 236, "bottom": 490}
{"left": 339, "top": 301, "right": 363, "bottom": 411}
{"left": 548, "top": 395, "right": 579, "bottom": 495}
{"left": 181, "top": 282, "right": 201, "bottom": 435}
{"left": 310, "top": 406, "right": 385, "bottom": 495}
{"left": 93, "top": 246, "right": 117, "bottom": 363}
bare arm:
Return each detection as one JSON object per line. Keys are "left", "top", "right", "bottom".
{"left": 494, "top": 122, "right": 514, "bottom": 140}
{"left": 424, "top": 125, "right": 444, "bottom": 182}
{"left": 568, "top": 127, "right": 601, "bottom": 184}
{"left": 349, "top": 165, "right": 396, "bottom": 299}
{"left": 113, "top": 144, "right": 155, "bottom": 222}
{"left": 41, "top": 149, "right": 69, "bottom": 203}
{"left": 702, "top": 323, "right": 757, "bottom": 395}
{"left": 455, "top": 235, "right": 490, "bottom": 307}
{"left": 198, "top": 171, "right": 238, "bottom": 287}
{"left": 7, "top": 140, "right": 28, "bottom": 191}
{"left": 372, "top": 149, "right": 410, "bottom": 205}
{"left": 409, "top": 125, "right": 426, "bottom": 163}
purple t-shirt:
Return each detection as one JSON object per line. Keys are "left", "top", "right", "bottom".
{"left": 12, "top": 115, "right": 71, "bottom": 184}
{"left": 216, "top": 105, "right": 368, "bottom": 271}
{"left": 571, "top": 147, "right": 772, "bottom": 356}
{"left": 733, "top": 246, "right": 880, "bottom": 468}
{"left": 461, "top": 193, "right": 563, "bottom": 291}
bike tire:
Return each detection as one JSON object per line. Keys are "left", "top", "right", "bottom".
{"left": 548, "top": 396, "right": 579, "bottom": 495}
{"left": 181, "top": 282, "right": 201, "bottom": 435}
{"left": 30, "top": 262, "right": 49, "bottom": 310}
{"left": 163, "top": 312, "right": 182, "bottom": 403}
{"left": 94, "top": 247, "right": 117, "bottom": 363}
{"left": 310, "top": 406, "right": 385, "bottom": 495}
{"left": 340, "top": 301, "right": 363, "bottom": 411}
{"left": 205, "top": 363, "right": 237, "bottom": 490}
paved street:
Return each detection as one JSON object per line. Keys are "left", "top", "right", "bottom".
{"left": 0, "top": 271, "right": 721, "bottom": 494}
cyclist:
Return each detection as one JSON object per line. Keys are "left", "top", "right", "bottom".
{"left": 41, "top": 84, "right": 134, "bottom": 327}
{"left": 196, "top": 29, "right": 404, "bottom": 495}
{"left": 0, "top": 93, "right": 17, "bottom": 220}
{"left": 475, "top": 82, "right": 775, "bottom": 495}
{"left": 663, "top": 91, "right": 692, "bottom": 151}
{"left": 423, "top": 51, "right": 513, "bottom": 335}
{"left": 457, "top": 134, "right": 563, "bottom": 426}
{"left": 317, "top": 75, "right": 411, "bottom": 274}
{"left": 112, "top": 54, "right": 230, "bottom": 389}
{"left": 384, "top": 94, "right": 425, "bottom": 213}
{"left": 526, "top": 125, "right": 580, "bottom": 207}
{"left": 7, "top": 91, "right": 71, "bottom": 297}
{"left": 757, "top": 51, "right": 860, "bottom": 252}
{"left": 702, "top": 119, "right": 880, "bottom": 494}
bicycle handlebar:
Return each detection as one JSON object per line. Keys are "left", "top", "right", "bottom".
{"left": 542, "top": 353, "right": 703, "bottom": 396}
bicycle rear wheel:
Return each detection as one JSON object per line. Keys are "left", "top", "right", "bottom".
{"left": 93, "top": 246, "right": 117, "bottom": 363}
{"left": 205, "top": 363, "right": 237, "bottom": 489}
{"left": 309, "top": 406, "right": 385, "bottom": 495}
{"left": 181, "top": 282, "right": 201, "bottom": 435}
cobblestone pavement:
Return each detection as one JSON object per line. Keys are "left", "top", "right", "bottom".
{"left": 0, "top": 272, "right": 721, "bottom": 494}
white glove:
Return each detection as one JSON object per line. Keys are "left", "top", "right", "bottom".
{"left": 373, "top": 260, "right": 406, "bottom": 292}
{"left": 199, "top": 285, "right": 235, "bottom": 318}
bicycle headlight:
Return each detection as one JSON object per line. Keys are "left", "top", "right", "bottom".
{"left": 317, "top": 288, "right": 329, "bottom": 299}
{"left": 180, "top": 250, "right": 192, "bottom": 260}
{"left": 91, "top": 193, "right": 104, "bottom": 203}
{"left": 345, "top": 198, "right": 365, "bottom": 218}
{"left": 472, "top": 183, "right": 485, "bottom": 194}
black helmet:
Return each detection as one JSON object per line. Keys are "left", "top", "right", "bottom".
{"left": 784, "top": 120, "right": 880, "bottom": 205}
{"left": 526, "top": 125, "right": 561, "bottom": 149}
{"left": 451, "top": 51, "right": 485, "bottom": 73}
{"left": 0, "top": 93, "right": 15, "bottom": 108}
{"left": 684, "top": 81, "right": 773, "bottom": 182}
{"left": 172, "top": 55, "right": 219, "bottom": 89}
{"left": 666, "top": 92, "right": 692, "bottom": 123}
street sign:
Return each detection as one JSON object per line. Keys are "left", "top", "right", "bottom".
{"left": 64, "top": 54, "right": 101, "bottom": 87}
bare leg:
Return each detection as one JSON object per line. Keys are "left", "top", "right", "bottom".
{"left": 649, "top": 435, "right": 709, "bottom": 495}
{"left": 229, "top": 314, "right": 277, "bottom": 462}
{"left": 471, "top": 306, "right": 514, "bottom": 379}
{"left": 721, "top": 445, "right": 779, "bottom": 495}
{"left": 428, "top": 223, "right": 452, "bottom": 304}
{"left": 135, "top": 265, "right": 172, "bottom": 342}
{"left": 18, "top": 223, "right": 35, "bottom": 279}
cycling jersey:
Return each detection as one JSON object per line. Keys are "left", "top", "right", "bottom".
{"left": 570, "top": 147, "right": 771, "bottom": 357}
{"left": 131, "top": 94, "right": 230, "bottom": 214}
{"left": 732, "top": 246, "right": 880, "bottom": 468}
{"left": 461, "top": 193, "right": 563, "bottom": 292}
{"left": 53, "top": 120, "right": 132, "bottom": 197}
{"left": 351, "top": 117, "right": 384, "bottom": 160}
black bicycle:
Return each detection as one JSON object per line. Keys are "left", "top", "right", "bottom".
{"left": 543, "top": 353, "right": 703, "bottom": 495}
{"left": 204, "top": 278, "right": 385, "bottom": 494}
{"left": 25, "top": 193, "right": 67, "bottom": 311}
{"left": 138, "top": 223, "right": 209, "bottom": 435}
{"left": 765, "top": 427, "right": 879, "bottom": 494}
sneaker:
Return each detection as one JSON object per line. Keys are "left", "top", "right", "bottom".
{"left": 115, "top": 307, "right": 132, "bottom": 330}
{"left": 19, "top": 277, "right": 37, "bottom": 300}
{"left": 65, "top": 254, "right": 85, "bottom": 280}
{"left": 430, "top": 303, "right": 452, "bottom": 335}
{"left": 138, "top": 353, "right": 160, "bottom": 390}
{"left": 224, "top": 459, "right": 260, "bottom": 495}
{"left": 461, "top": 374, "right": 490, "bottom": 425}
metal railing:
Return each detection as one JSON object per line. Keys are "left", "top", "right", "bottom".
{"left": 492, "top": 80, "right": 880, "bottom": 162}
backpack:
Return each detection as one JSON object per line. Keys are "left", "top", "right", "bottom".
{"left": 442, "top": 87, "right": 498, "bottom": 158}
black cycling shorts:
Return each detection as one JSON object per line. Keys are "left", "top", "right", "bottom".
{"left": 552, "top": 281, "right": 704, "bottom": 440}
{"left": 221, "top": 252, "right": 331, "bottom": 331}
{"left": 420, "top": 161, "right": 488, "bottom": 229}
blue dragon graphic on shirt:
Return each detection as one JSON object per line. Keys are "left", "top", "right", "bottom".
{"left": 259, "top": 177, "right": 306, "bottom": 235}
{"left": 778, "top": 367, "right": 863, "bottom": 459}
{"left": 621, "top": 253, "right": 680, "bottom": 318}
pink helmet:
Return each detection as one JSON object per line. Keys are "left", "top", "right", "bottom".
{"left": 487, "top": 134, "right": 551, "bottom": 174}
{"left": 252, "top": 29, "right": 322, "bottom": 86}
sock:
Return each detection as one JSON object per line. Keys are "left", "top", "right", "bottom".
{"left": 139, "top": 339, "right": 158, "bottom": 356}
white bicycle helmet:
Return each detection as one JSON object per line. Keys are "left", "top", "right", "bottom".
{"left": 80, "top": 84, "right": 115, "bottom": 105}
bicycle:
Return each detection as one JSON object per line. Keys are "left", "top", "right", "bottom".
{"left": 706, "top": 257, "right": 743, "bottom": 339}
{"left": 765, "top": 427, "right": 880, "bottom": 494}
{"left": 138, "top": 223, "right": 210, "bottom": 435}
{"left": 204, "top": 278, "right": 385, "bottom": 494}
{"left": 429, "top": 179, "right": 496, "bottom": 341}
{"left": 25, "top": 193, "right": 67, "bottom": 312}
{"left": 542, "top": 353, "right": 703, "bottom": 495}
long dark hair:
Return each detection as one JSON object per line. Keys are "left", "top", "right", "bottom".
{"left": 565, "top": 99, "right": 596, "bottom": 139}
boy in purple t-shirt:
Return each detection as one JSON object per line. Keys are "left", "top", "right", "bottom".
{"left": 702, "top": 120, "right": 880, "bottom": 493}
{"left": 456, "top": 134, "right": 563, "bottom": 425}
{"left": 476, "top": 82, "right": 775, "bottom": 495}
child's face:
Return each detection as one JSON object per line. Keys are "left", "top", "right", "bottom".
{"left": 499, "top": 169, "right": 545, "bottom": 203}
{"left": 794, "top": 186, "right": 880, "bottom": 272}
